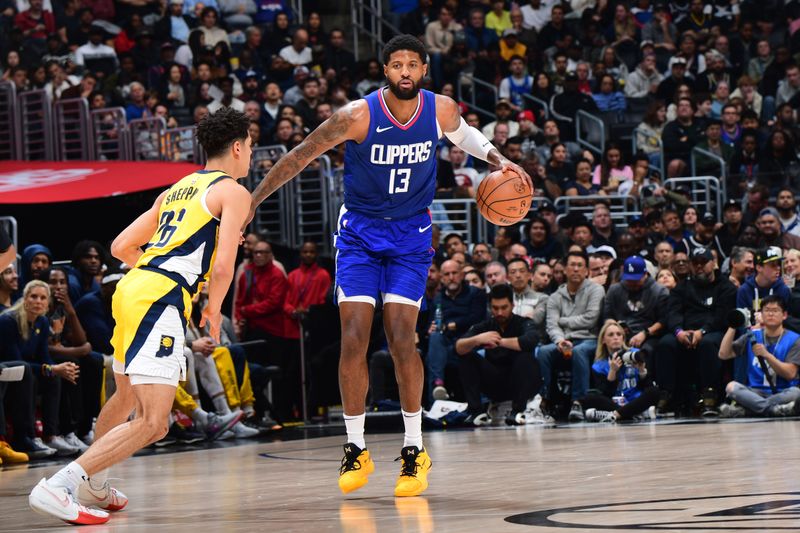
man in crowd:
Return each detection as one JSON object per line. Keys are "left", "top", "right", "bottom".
{"left": 426, "top": 260, "right": 486, "bottom": 402}
{"left": 658, "top": 246, "right": 737, "bottom": 416}
{"left": 507, "top": 257, "right": 547, "bottom": 325}
{"left": 728, "top": 247, "right": 755, "bottom": 288}
{"left": 455, "top": 284, "right": 541, "bottom": 426}
{"left": 756, "top": 208, "right": 800, "bottom": 250}
{"left": 537, "top": 251, "right": 604, "bottom": 421}
{"left": 737, "top": 247, "right": 791, "bottom": 312}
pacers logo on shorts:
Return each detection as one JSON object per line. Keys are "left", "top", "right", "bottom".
{"left": 156, "top": 335, "right": 175, "bottom": 358}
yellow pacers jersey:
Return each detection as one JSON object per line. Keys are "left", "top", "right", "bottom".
{"left": 136, "top": 169, "right": 232, "bottom": 295}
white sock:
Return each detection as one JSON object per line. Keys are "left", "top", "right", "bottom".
{"left": 212, "top": 394, "right": 232, "bottom": 414}
{"left": 88, "top": 468, "right": 108, "bottom": 491}
{"left": 343, "top": 412, "right": 366, "bottom": 449}
{"left": 402, "top": 409, "right": 423, "bottom": 449}
{"left": 48, "top": 461, "right": 88, "bottom": 493}
{"left": 192, "top": 407, "right": 210, "bottom": 429}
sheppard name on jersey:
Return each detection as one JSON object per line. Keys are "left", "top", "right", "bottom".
{"left": 370, "top": 141, "right": 433, "bottom": 165}
{"left": 165, "top": 186, "right": 199, "bottom": 205}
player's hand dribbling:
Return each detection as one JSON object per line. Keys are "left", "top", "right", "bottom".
{"left": 200, "top": 307, "right": 222, "bottom": 344}
{"left": 500, "top": 160, "right": 534, "bottom": 196}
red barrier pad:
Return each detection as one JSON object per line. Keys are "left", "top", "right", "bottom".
{"left": 0, "top": 161, "right": 202, "bottom": 204}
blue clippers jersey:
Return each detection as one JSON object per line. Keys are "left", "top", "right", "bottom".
{"left": 342, "top": 87, "right": 438, "bottom": 219}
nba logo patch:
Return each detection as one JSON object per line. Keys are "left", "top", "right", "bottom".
{"left": 156, "top": 335, "right": 175, "bottom": 358}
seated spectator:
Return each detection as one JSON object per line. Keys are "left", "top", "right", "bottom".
{"left": 482, "top": 99, "right": 520, "bottom": 139}
{"left": 15, "top": 0, "right": 55, "bottom": 55}
{"left": 426, "top": 259, "right": 487, "bottom": 403}
{"left": 728, "top": 246, "right": 755, "bottom": 289}
{"left": 507, "top": 257, "right": 547, "bottom": 324}
{"left": 74, "top": 26, "right": 118, "bottom": 73}
{"left": 655, "top": 268, "right": 678, "bottom": 290}
{"left": 656, "top": 246, "right": 737, "bottom": 416}
{"left": 694, "top": 119, "right": 734, "bottom": 177}
{"left": 756, "top": 207, "right": 800, "bottom": 251}
{"left": 592, "top": 74, "right": 626, "bottom": 115}
{"left": 0, "top": 280, "right": 79, "bottom": 457}
{"left": 46, "top": 267, "right": 103, "bottom": 451}
{"left": 160, "top": 63, "right": 190, "bottom": 113}
{"left": 66, "top": 240, "right": 104, "bottom": 304}
{"left": 523, "top": 216, "right": 564, "bottom": 262}
{"left": 20, "top": 243, "right": 51, "bottom": 286}
{"left": 197, "top": 6, "right": 229, "bottom": 48}
{"left": 593, "top": 144, "right": 632, "bottom": 196}
{"left": 537, "top": 250, "right": 604, "bottom": 421}
{"left": 565, "top": 158, "right": 604, "bottom": 199}
{"left": 625, "top": 54, "right": 663, "bottom": 99}
{"left": 424, "top": 6, "right": 462, "bottom": 90}
{"left": 737, "top": 246, "right": 791, "bottom": 313}
{"left": 662, "top": 97, "right": 701, "bottom": 178}
{"left": 662, "top": 208, "right": 691, "bottom": 253}
{"left": 582, "top": 320, "right": 660, "bottom": 422}
{"left": 757, "top": 130, "right": 800, "bottom": 195}
{"left": 0, "top": 262, "right": 18, "bottom": 311}
{"left": 532, "top": 262, "right": 553, "bottom": 294}
{"left": 603, "top": 255, "right": 669, "bottom": 363}
{"left": 485, "top": 261, "right": 508, "bottom": 288}
{"left": 569, "top": 219, "right": 594, "bottom": 250}
{"left": 280, "top": 28, "right": 312, "bottom": 68}
{"left": 550, "top": 71, "right": 599, "bottom": 141}
{"left": 775, "top": 188, "right": 800, "bottom": 237}
{"left": 455, "top": 284, "right": 541, "bottom": 425}
{"left": 718, "top": 296, "right": 800, "bottom": 417}
{"left": 208, "top": 76, "right": 246, "bottom": 113}
{"left": 219, "top": 0, "right": 256, "bottom": 30}
{"left": 544, "top": 142, "right": 575, "bottom": 195}
{"left": 125, "top": 81, "right": 150, "bottom": 121}
{"left": 74, "top": 271, "right": 118, "bottom": 358}
{"left": 747, "top": 39, "right": 772, "bottom": 85}
{"left": 591, "top": 203, "right": 620, "bottom": 247}
{"left": 653, "top": 240, "right": 674, "bottom": 270}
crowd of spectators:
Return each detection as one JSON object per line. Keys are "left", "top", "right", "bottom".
{"left": 4, "top": 0, "right": 800, "bottom": 462}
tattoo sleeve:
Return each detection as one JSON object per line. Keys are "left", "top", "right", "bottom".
{"left": 250, "top": 106, "right": 355, "bottom": 206}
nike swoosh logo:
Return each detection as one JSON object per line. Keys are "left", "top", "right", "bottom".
{"left": 42, "top": 485, "right": 71, "bottom": 508}
{"left": 418, "top": 224, "right": 432, "bottom": 233}
{"left": 376, "top": 125, "right": 394, "bottom": 133}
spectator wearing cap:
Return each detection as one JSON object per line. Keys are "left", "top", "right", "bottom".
{"left": 198, "top": 6, "right": 229, "bottom": 47}
{"left": 656, "top": 56, "right": 695, "bottom": 102}
{"left": 424, "top": 6, "right": 462, "bottom": 90}
{"left": 696, "top": 50, "right": 731, "bottom": 95}
{"left": 499, "top": 56, "right": 532, "bottom": 111}
{"left": 499, "top": 29, "right": 526, "bottom": 63}
{"left": 627, "top": 216, "right": 654, "bottom": 257}
{"left": 516, "top": 110, "right": 542, "bottom": 156}
{"left": 482, "top": 99, "right": 520, "bottom": 139}
{"left": 775, "top": 188, "right": 800, "bottom": 238}
{"left": 603, "top": 255, "right": 669, "bottom": 363}
{"left": 689, "top": 212, "right": 723, "bottom": 258}
{"left": 736, "top": 246, "right": 791, "bottom": 315}
{"left": 587, "top": 245, "right": 615, "bottom": 288}
{"left": 757, "top": 207, "right": 800, "bottom": 251}
{"left": 625, "top": 54, "right": 663, "bottom": 99}
{"left": 657, "top": 245, "right": 737, "bottom": 416}
{"left": 538, "top": 250, "right": 604, "bottom": 421}
{"left": 74, "top": 26, "right": 118, "bottom": 71}
{"left": 281, "top": 66, "right": 309, "bottom": 107}
{"left": 550, "top": 71, "right": 599, "bottom": 141}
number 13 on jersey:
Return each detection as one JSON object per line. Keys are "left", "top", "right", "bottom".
{"left": 389, "top": 168, "right": 410, "bottom": 194}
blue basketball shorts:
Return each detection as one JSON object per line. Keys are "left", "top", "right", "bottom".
{"left": 333, "top": 206, "right": 434, "bottom": 308}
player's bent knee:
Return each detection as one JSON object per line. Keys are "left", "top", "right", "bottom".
{"left": 725, "top": 381, "right": 737, "bottom": 395}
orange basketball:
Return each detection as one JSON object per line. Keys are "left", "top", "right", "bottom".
{"left": 475, "top": 169, "right": 533, "bottom": 226}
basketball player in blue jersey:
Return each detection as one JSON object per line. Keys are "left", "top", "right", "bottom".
{"left": 251, "top": 35, "right": 532, "bottom": 497}
{"left": 28, "top": 108, "right": 253, "bottom": 525}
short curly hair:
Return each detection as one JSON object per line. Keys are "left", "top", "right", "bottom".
{"left": 382, "top": 34, "right": 427, "bottom": 65}
{"left": 196, "top": 107, "right": 251, "bottom": 159}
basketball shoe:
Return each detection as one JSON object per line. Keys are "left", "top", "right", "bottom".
{"left": 394, "top": 446, "right": 432, "bottom": 497}
{"left": 338, "top": 443, "right": 375, "bottom": 494}
{"left": 77, "top": 481, "right": 129, "bottom": 512}
{"left": 0, "top": 441, "right": 29, "bottom": 463}
{"left": 29, "top": 478, "right": 110, "bottom": 525}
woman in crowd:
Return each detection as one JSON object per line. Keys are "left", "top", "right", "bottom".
{"left": 730, "top": 75, "right": 763, "bottom": 118}
{"left": 524, "top": 216, "right": 564, "bottom": 262}
{"left": 636, "top": 100, "right": 667, "bottom": 169}
{"left": 545, "top": 143, "right": 575, "bottom": 194}
{"left": 0, "top": 281, "right": 79, "bottom": 457}
{"left": 682, "top": 206, "right": 698, "bottom": 233}
{"left": 592, "top": 74, "right": 627, "bottom": 115}
{"left": 666, "top": 82, "right": 692, "bottom": 121}
{"left": 0, "top": 262, "right": 18, "bottom": 311}
{"left": 46, "top": 268, "right": 105, "bottom": 452}
{"left": 593, "top": 143, "right": 633, "bottom": 195}
{"left": 531, "top": 72, "right": 553, "bottom": 124}
{"left": 758, "top": 130, "right": 800, "bottom": 194}
{"left": 583, "top": 320, "right": 660, "bottom": 422}
{"left": 655, "top": 268, "right": 678, "bottom": 290}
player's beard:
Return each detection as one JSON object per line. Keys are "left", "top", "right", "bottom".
{"left": 388, "top": 77, "right": 421, "bottom": 100}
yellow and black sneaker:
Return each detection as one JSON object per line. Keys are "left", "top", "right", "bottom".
{"left": 394, "top": 446, "right": 432, "bottom": 497}
{"left": 338, "top": 443, "right": 375, "bottom": 494}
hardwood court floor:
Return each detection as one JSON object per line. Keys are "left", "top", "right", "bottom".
{"left": 2, "top": 418, "right": 800, "bottom": 532}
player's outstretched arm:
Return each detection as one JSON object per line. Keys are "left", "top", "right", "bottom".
{"left": 202, "top": 182, "right": 252, "bottom": 342}
{"left": 250, "top": 100, "right": 368, "bottom": 211}
{"left": 110, "top": 190, "right": 168, "bottom": 267}
{"left": 435, "top": 94, "right": 533, "bottom": 190}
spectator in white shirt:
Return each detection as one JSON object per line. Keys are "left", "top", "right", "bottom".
{"left": 520, "top": 0, "right": 553, "bottom": 31}
{"left": 279, "top": 28, "right": 312, "bottom": 67}
{"left": 74, "top": 26, "right": 118, "bottom": 69}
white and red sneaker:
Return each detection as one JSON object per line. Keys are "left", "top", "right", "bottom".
{"left": 29, "top": 478, "right": 110, "bottom": 525}
{"left": 77, "top": 480, "right": 129, "bottom": 512}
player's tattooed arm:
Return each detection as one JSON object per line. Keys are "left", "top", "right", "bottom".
{"left": 250, "top": 100, "right": 368, "bottom": 210}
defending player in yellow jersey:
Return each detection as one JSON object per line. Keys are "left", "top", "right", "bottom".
{"left": 29, "top": 107, "right": 253, "bottom": 526}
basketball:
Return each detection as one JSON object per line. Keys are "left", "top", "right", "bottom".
{"left": 475, "top": 168, "right": 533, "bottom": 226}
